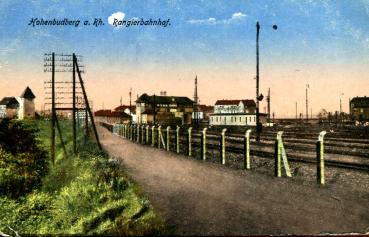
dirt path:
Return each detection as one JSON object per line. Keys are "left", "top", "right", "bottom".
{"left": 98, "top": 125, "right": 369, "bottom": 235}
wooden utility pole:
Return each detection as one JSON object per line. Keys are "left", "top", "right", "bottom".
{"left": 256, "top": 21, "right": 261, "bottom": 141}
{"left": 193, "top": 75, "right": 199, "bottom": 127}
{"left": 153, "top": 94, "right": 156, "bottom": 125}
{"left": 72, "top": 55, "right": 77, "bottom": 154}
{"left": 295, "top": 102, "right": 297, "bottom": 120}
{"left": 51, "top": 53, "right": 55, "bottom": 164}
{"left": 267, "top": 88, "right": 270, "bottom": 124}
{"left": 129, "top": 88, "right": 132, "bottom": 123}
{"left": 74, "top": 54, "right": 102, "bottom": 150}
{"left": 306, "top": 84, "right": 309, "bottom": 122}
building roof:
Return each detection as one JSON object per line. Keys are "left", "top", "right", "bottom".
{"left": 114, "top": 105, "right": 136, "bottom": 113}
{"left": 197, "top": 104, "right": 214, "bottom": 112}
{"left": 351, "top": 96, "right": 369, "bottom": 108}
{"left": 94, "top": 109, "right": 111, "bottom": 116}
{"left": 215, "top": 99, "right": 256, "bottom": 106}
{"left": 136, "top": 93, "right": 193, "bottom": 106}
{"left": 110, "top": 111, "right": 131, "bottom": 118}
{"left": 20, "top": 87, "right": 36, "bottom": 99}
{"left": 94, "top": 109, "right": 131, "bottom": 118}
{"left": 0, "top": 97, "right": 19, "bottom": 108}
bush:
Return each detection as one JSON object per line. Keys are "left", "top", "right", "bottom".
{"left": 0, "top": 119, "right": 49, "bottom": 198}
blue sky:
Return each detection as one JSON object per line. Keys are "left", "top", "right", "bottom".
{"left": 1, "top": 0, "right": 369, "bottom": 116}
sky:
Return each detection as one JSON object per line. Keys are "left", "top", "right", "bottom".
{"left": 0, "top": 0, "right": 369, "bottom": 117}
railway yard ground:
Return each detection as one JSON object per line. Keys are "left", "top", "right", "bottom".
{"left": 98, "top": 123, "right": 369, "bottom": 235}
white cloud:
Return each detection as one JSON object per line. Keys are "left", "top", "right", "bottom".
{"left": 187, "top": 17, "right": 216, "bottom": 25}
{"left": 231, "top": 12, "right": 247, "bottom": 20}
{"left": 108, "top": 11, "right": 125, "bottom": 27}
{"left": 187, "top": 12, "right": 246, "bottom": 25}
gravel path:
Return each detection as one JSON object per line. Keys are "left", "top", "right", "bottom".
{"left": 98, "top": 125, "right": 369, "bottom": 235}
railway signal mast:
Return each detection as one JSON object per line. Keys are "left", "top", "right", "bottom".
{"left": 255, "top": 22, "right": 277, "bottom": 141}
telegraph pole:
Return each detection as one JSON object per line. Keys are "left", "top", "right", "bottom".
{"left": 73, "top": 55, "right": 76, "bottom": 154}
{"left": 129, "top": 88, "right": 132, "bottom": 123}
{"left": 295, "top": 101, "right": 297, "bottom": 120}
{"left": 267, "top": 88, "right": 270, "bottom": 124}
{"left": 256, "top": 22, "right": 261, "bottom": 141}
{"left": 51, "top": 53, "right": 55, "bottom": 164}
{"left": 193, "top": 75, "right": 199, "bottom": 127}
{"left": 153, "top": 94, "right": 156, "bottom": 125}
{"left": 306, "top": 84, "right": 309, "bottom": 122}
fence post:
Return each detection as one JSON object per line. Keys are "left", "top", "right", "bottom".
{"left": 158, "top": 125, "right": 162, "bottom": 149}
{"left": 244, "top": 129, "right": 252, "bottom": 169}
{"left": 317, "top": 131, "right": 327, "bottom": 185}
{"left": 176, "top": 126, "right": 180, "bottom": 154}
{"left": 274, "top": 138, "right": 281, "bottom": 177}
{"left": 134, "top": 125, "right": 137, "bottom": 141}
{"left": 151, "top": 125, "right": 156, "bottom": 146}
{"left": 136, "top": 125, "right": 140, "bottom": 143}
{"left": 220, "top": 128, "right": 227, "bottom": 165}
{"left": 141, "top": 125, "right": 145, "bottom": 144}
{"left": 202, "top": 128, "right": 208, "bottom": 160}
{"left": 146, "top": 125, "right": 149, "bottom": 144}
{"left": 128, "top": 125, "right": 131, "bottom": 140}
{"left": 166, "top": 126, "right": 170, "bottom": 151}
{"left": 187, "top": 127, "right": 192, "bottom": 156}
{"left": 274, "top": 131, "right": 292, "bottom": 177}
{"left": 127, "top": 124, "right": 129, "bottom": 139}
{"left": 129, "top": 125, "right": 131, "bottom": 140}
{"left": 124, "top": 124, "right": 127, "bottom": 138}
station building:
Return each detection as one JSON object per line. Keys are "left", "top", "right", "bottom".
{"left": 209, "top": 99, "right": 266, "bottom": 126}
{"left": 135, "top": 93, "right": 194, "bottom": 125}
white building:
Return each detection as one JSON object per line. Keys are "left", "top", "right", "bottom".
{"left": 209, "top": 99, "right": 266, "bottom": 126}
{"left": 17, "top": 87, "right": 36, "bottom": 119}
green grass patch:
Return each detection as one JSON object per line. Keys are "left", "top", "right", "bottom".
{"left": 0, "top": 119, "right": 164, "bottom": 235}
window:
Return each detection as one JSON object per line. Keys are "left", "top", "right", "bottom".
{"left": 231, "top": 117, "right": 233, "bottom": 122}
{"left": 254, "top": 117, "right": 256, "bottom": 122}
{"left": 239, "top": 117, "right": 241, "bottom": 122}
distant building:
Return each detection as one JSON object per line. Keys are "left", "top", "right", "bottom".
{"left": 0, "top": 87, "right": 36, "bottom": 119}
{"left": 192, "top": 104, "right": 214, "bottom": 122}
{"left": 209, "top": 99, "right": 266, "bottom": 126}
{"left": 0, "top": 97, "right": 19, "bottom": 119}
{"left": 350, "top": 96, "right": 369, "bottom": 121}
{"left": 114, "top": 105, "right": 136, "bottom": 123}
{"left": 94, "top": 109, "right": 131, "bottom": 124}
{"left": 17, "top": 87, "right": 36, "bottom": 119}
{"left": 136, "top": 93, "right": 194, "bottom": 125}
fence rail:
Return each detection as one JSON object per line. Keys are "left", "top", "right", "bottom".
{"left": 101, "top": 122, "right": 369, "bottom": 186}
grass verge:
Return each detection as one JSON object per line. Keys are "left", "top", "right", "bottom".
{"left": 0, "top": 119, "right": 165, "bottom": 235}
